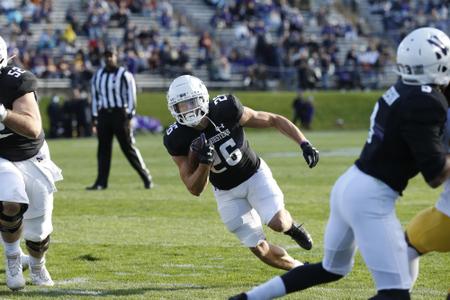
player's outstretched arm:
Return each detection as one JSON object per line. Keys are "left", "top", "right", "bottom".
{"left": 239, "top": 106, "right": 319, "bottom": 168}
{"left": 0, "top": 92, "right": 42, "bottom": 139}
{"left": 172, "top": 155, "right": 211, "bottom": 196}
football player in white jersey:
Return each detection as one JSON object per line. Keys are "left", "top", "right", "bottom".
{"left": 0, "top": 36, "right": 62, "bottom": 290}
{"left": 230, "top": 27, "right": 450, "bottom": 300}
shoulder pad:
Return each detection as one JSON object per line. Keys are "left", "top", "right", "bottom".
{"left": 209, "top": 94, "right": 243, "bottom": 123}
{"left": 163, "top": 122, "right": 193, "bottom": 156}
{"left": 165, "top": 122, "right": 181, "bottom": 136}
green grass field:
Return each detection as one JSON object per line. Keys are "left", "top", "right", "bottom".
{"left": 1, "top": 130, "right": 448, "bottom": 299}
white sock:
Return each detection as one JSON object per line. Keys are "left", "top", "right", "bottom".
{"left": 29, "top": 255, "right": 45, "bottom": 268}
{"left": 247, "top": 276, "right": 286, "bottom": 300}
{"left": 407, "top": 246, "right": 420, "bottom": 288}
{"left": 4, "top": 240, "right": 20, "bottom": 256}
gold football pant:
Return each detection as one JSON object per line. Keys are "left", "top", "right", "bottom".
{"left": 406, "top": 207, "right": 450, "bottom": 254}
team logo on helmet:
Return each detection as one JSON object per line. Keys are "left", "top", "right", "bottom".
{"left": 427, "top": 35, "right": 449, "bottom": 60}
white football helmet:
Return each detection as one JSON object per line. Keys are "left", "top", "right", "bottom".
{"left": 0, "top": 36, "right": 7, "bottom": 69}
{"left": 167, "top": 75, "right": 209, "bottom": 127}
{"left": 396, "top": 27, "right": 450, "bottom": 86}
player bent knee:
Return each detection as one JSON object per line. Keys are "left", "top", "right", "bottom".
{"left": 267, "top": 209, "right": 292, "bottom": 233}
{"left": 23, "top": 213, "right": 53, "bottom": 242}
{"left": 26, "top": 235, "right": 50, "bottom": 254}
{"left": 0, "top": 202, "right": 28, "bottom": 233}
{"left": 406, "top": 206, "right": 450, "bottom": 254}
{"left": 230, "top": 219, "right": 266, "bottom": 248}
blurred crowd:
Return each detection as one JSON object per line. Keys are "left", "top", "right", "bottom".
{"left": 203, "top": 0, "right": 390, "bottom": 89}
{"left": 1, "top": 0, "right": 191, "bottom": 92}
{"left": 369, "top": 0, "right": 449, "bottom": 42}
{"left": 0, "top": 0, "right": 401, "bottom": 92}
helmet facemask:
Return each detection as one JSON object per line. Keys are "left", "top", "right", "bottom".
{"left": 170, "top": 96, "right": 209, "bottom": 127}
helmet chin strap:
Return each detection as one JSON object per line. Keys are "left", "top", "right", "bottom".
{"left": 205, "top": 116, "right": 223, "bottom": 133}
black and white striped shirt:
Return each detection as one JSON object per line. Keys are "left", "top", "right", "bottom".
{"left": 90, "top": 66, "right": 137, "bottom": 118}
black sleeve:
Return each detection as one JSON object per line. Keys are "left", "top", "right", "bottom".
{"left": 213, "top": 95, "right": 244, "bottom": 122}
{"left": 163, "top": 130, "right": 190, "bottom": 156}
{"left": 400, "top": 97, "right": 447, "bottom": 182}
{"left": 11, "top": 71, "right": 37, "bottom": 100}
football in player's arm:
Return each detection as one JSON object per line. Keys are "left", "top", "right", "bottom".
{"left": 164, "top": 75, "right": 318, "bottom": 271}
{"left": 171, "top": 101, "right": 319, "bottom": 197}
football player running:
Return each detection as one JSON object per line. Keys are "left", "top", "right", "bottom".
{"left": 163, "top": 75, "right": 319, "bottom": 271}
{"left": 0, "top": 36, "right": 62, "bottom": 290}
{"left": 230, "top": 27, "right": 450, "bottom": 300}
{"left": 405, "top": 97, "right": 450, "bottom": 298}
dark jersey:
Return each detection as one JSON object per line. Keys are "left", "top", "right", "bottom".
{"left": 356, "top": 81, "right": 448, "bottom": 193}
{"left": 0, "top": 65, "right": 44, "bottom": 161}
{"left": 163, "top": 94, "right": 260, "bottom": 190}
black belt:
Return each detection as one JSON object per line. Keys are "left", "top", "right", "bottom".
{"left": 99, "top": 107, "right": 127, "bottom": 113}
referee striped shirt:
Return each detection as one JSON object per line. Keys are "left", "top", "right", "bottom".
{"left": 91, "top": 66, "right": 137, "bottom": 118}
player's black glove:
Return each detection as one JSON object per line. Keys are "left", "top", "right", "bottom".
{"left": 300, "top": 141, "right": 319, "bottom": 168}
{"left": 190, "top": 133, "right": 215, "bottom": 165}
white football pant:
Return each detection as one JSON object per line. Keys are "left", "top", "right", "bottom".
{"left": 213, "top": 159, "right": 284, "bottom": 247}
{"left": 0, "top": 142, "right": 62, "bottom": 241}
{"left": 322, "top": 165, "right": 411, "bottom": 291}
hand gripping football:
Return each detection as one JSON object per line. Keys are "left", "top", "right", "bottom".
{"left": 190, "top": 133, "right": 215, "bottom": 165}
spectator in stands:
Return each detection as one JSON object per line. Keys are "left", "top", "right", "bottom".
{"left": 159, "top": 0, "right": 173, "bottom": 29}
{"left": 110, "top": 0, "right": 130, "bottom": 27}
{"left": 65, "top": 4, "right": 82, "bottom": 34}
{"left": 62, "top": 24, "right": 77, "bottom": 46}
{"left": 197, "top": 31, "right": 213, "bottom": 68}
{"left": 175, "top": 14, "right": 189, "bottom": 37}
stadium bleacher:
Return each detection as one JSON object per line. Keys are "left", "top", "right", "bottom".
{"left": 2, "top": 0, "right": 447, "bottom": 93}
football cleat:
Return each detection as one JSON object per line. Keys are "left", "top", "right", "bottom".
{"left": 86, "top": 184, "right": 107, "bottom": 190}
{"left": 5, "top": 253, "right": 25, "bottom": 291}
{"left": 144, "top": 179, "right": 154, "bottom": 189}
{"left": 229, "top": 293, "right": 247, "bottom": 300}
{"left": 30, "top": 264, "right": 54, "bottom": 287}
{"left": 285, "top": 223, "right": 313, "bottom": 250}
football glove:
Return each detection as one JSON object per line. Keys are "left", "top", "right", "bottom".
{"left": 190, "top": 133, "right": 215, "bottom": 165}
{"left": 300, "top": 141, "right": 319, "bottom": 168}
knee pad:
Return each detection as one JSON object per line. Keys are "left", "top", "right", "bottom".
{"left": 0, "top": 202, "right": 28, "bottom": 233}
{"left": 26, "top": 235, "right": 50, "bottom": 254}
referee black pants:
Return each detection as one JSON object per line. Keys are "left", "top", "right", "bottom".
{"left": 94, "top": 108, "right": 151, "bottom": 187}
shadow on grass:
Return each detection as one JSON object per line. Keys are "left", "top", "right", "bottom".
{"left": 0, "top": 285, "right": 211, "bottom": 297}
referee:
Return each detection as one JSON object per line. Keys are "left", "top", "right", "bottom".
{"left": 86, "top": 47, "right": 152, "bottom": 190}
